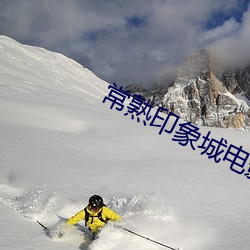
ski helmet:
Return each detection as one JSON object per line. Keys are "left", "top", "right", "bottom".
{"left": 89, "top": 195, "right": 104, "bottom": 210}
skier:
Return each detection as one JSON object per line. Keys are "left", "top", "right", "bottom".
{"left": 66, "top": 194, "right": 121, "bottom": 239}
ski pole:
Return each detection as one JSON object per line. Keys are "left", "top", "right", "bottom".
{"left": 122, "top": 227, "right": 180, "bottom": 250}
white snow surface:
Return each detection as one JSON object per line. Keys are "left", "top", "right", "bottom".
{"left": 0, "top": 35, "right": 250, "bottom": 250}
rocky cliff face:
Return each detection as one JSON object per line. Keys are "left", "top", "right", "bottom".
{"left": 217, "top": 66, "right": 250, "bottom": 99}
{"left": 125, "top": 49, "right": 250, "bottom": 130}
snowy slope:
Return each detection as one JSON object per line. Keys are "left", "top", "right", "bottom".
{"left": 0, "top": 36, "right": 250, "bottom": 250}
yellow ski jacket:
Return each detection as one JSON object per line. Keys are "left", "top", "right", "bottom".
{"left": 67, "top": 206, "right": 121, "bottom": 233}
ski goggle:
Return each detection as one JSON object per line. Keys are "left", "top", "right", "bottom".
{"left": 90, "top": 204, "right": 101, "bottom": 211}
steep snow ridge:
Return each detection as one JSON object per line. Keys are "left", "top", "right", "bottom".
{"left": 0, "top": 35, "right": 109, "bottom": 133}
{"left": 0, "top": 35, "right": 109, "bottom": 100}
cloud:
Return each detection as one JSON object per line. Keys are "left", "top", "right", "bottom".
{"left": 209, "top": 4, "right": 250, "bottom": 69}
{"left": 0, "top": 0, "right": 249, "bottom": 87}
{"left": 200, "top": 18, "right": 240, "bottom": 45}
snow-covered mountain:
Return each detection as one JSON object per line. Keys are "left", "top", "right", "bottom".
{"left": 125, "top": 49, "right": 250, "bottom": 130}
{"left": 0, "top": 36, "right": 250, "bottom": 250}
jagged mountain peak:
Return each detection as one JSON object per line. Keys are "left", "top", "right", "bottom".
{"left": 177, "top": 48, "right": 211, "bottom": 78}
{"left": 125, "top": 48, "right": 250, "bottom": 130}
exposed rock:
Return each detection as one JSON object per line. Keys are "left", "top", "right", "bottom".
{"left": 125, "top": 49, "right": 250, "bottom": 130}
{"left": 217, "top": 66, "right": 250, "bottom": 99}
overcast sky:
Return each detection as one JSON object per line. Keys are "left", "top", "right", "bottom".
{"left": 0, "top": 0, "right": 249, "bottom": 87}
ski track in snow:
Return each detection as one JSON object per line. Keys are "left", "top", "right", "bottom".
{"left": 0, "top": 179, "right": 212, "bottom": 250}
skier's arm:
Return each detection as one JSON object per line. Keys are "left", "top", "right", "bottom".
{"left": 104, "top": 207, "right": 122, "bottom": 222}
{"left": 67, "top": 209, "right": 85, "bottom": 225}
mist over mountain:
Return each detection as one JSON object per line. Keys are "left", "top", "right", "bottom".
{"left": 125, "top": 48, "right": 250, "bottom": 130}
